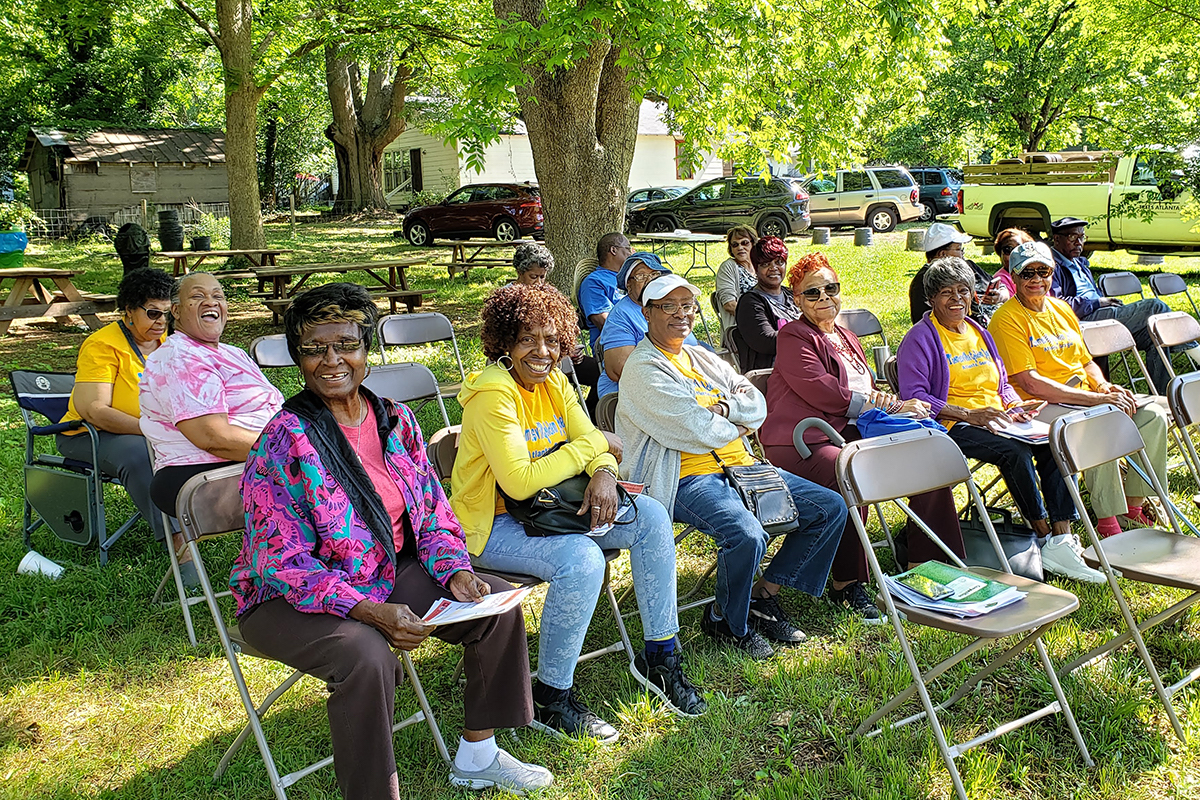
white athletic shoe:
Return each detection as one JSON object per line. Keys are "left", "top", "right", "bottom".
{"left": 1041, "top": 533, "right": 1106, "bottom": 584}
{"left": 450, "top": 749, "right": 554, "bottom": 795}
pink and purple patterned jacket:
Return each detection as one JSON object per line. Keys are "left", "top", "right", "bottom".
{"left": 230, "top": 391, "right": 472, "bottom": 618}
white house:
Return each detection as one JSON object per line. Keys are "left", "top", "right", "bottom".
{"left": 381, "top": 100, "right": 724, "bottom": 207}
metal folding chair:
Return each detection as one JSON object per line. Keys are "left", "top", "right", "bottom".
{"left": 837, "top": 308, "right": 890, "bottom": 349}
{"left": 838, "top": 427, "right": 1092, "bottom": 800}
{"left": 1097, "top": 270, "right": 1145, "bottom": 300}
{"left": 10, "top": 370, "right": 142, "bottom": 566}
{"left": 1080, "top": 317, "right": 1153, "bottom": 396}
{"left": 175, "top": 464, "right": 452, "bottom": 799}
{"left": 248, "top": 334, "right": 294, "bottom": 367}
{"left": 556, "top": 356, "right": 589, "bottom": 412}
{"left": 376, "top": 312, "right": 467, "bottom": 401}
{"left": 1168, "top": 372, "right": 1200, "bottom": 497}
{"left": 1149, "top": 272, "right": 1200, "bottom": 316}
{"left": 595, "top": 392, "right": 619, "bottom": 436}
{"left": 709, "top": 291, "right": 739, "bottom": 370}
{"left": 1149, "top": 310, "right": 1200, "bottom": 382}
{"left": 1050, "top": 404, "right": 1200, "bottom": 742}
{"left": 362, "top": 362, "right": 453, "bottom": 429}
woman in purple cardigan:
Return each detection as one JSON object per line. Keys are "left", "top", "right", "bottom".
{"left": 896, "top": 257, "right": 1082, "bottom": 562}
{"left": 760, "top": 253, "right": 964, "bottom": 622}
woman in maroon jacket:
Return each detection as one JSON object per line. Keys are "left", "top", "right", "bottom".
{"left": 759, "top": 252, "right": 964, "bottom": 621}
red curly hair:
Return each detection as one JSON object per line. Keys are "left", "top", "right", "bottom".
{"left": 480, "top": 283, "right": 579, "bottom": 362}
{"left": 788, "top": 251, "right": 839, "bottom": 291}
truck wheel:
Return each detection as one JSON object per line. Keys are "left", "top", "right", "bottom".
{"left": 867, "top": 206, "right": 897, "bottom": 233}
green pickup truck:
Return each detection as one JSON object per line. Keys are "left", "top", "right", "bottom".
{"left": 949, "top": 152, "right": 1200, "bottom": 253}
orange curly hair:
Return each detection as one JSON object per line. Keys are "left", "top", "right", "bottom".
{"left": 787, "top": 251, "right": 839, "bottom": 291}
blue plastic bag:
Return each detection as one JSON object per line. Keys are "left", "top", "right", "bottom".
{"left": 856, "top": 407, "right": 946, "bottom": 438}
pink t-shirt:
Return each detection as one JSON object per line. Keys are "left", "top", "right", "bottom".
{"left": 140, "top": 332, "right": 284, "bottom": 469}
{"left": 338, "top": 402, "right": 406, "bottom": 553}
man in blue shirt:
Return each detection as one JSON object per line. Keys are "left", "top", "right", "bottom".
{"left": 579, "top": 232, "right": 633, "bottom": 350}
{"left": 1050, "top": 217, "right": 1195, "bottom": 394}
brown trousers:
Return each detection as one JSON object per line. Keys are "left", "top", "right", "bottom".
{"left": 238, "top": 558, "right": 532, "bottom": 800}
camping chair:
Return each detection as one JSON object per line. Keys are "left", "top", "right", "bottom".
{"left": 171, "top": 464, "right": 451, "bottom": 800}
{"left": 10, "top": 370, "right": 142, "bottom": 566}
{"left": 1080, "top": 318, "right": 1153, "bottom": 396}
{"left": 837, "top": 427, "right": 1092, "bottom": 800}
{"left": 1049, "top": 404, "right": 1200, "bottom": 742}
{"left": 1097, "top": 271, "right": 1145, "bottom": 300}
{"left": 376, "top": 313, "right": 467, "bottom": 402}
{"left": 424, "top": 426, "right": 636, "bottom": 674}
{"left": 1150, "top": 272, "right": 1200, "bottom": 317}
{"left": 362, "top": 362, "right": 453, "bottom": 429}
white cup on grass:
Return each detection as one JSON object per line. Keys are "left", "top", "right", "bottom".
{"left": 17, "top": 550, "right": 64, "bottom": 580}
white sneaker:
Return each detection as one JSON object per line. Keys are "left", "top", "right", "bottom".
{"left": 1041, "top": 533, "right": 1106, "bottom": 584}
{"left": 450, "top": 748, "right": 554, "bottom": 795}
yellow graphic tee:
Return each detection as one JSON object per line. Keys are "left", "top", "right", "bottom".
{"left": 658, "top": 346, "right": 754, "bottom": 477}
{"left": 933, "top": 316, "right": 1002, "bottom": 428}
{"left": 990, "top": 297, "right": 1091, "bottom": 399}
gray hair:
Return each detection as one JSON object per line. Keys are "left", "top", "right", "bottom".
{"left": 512, "top": 242, "right": 554, "bottom": 275}
{"left": 923, "top": 257, "right": 977, "bottom": 300}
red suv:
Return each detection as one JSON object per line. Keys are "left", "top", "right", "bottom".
{"left": 403, "top": 183, "right": 543, "bottom": 246}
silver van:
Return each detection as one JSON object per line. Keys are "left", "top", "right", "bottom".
{"left": 801, "top": 167, "right": 922, "bottom": 232}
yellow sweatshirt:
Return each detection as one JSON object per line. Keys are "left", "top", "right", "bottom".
{"left": 451, "top": 363, "right": 617, "bottom": 555}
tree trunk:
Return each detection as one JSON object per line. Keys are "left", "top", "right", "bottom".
{"left": 324, "top": 44, "right": 410, "bottom": 212}
{"left": 496, "top": 0, "right": 641, "bottom": 300}
{"left": 217, "top": 0, "right": 267, "bottom": 249}
{"left": 262, "top": 114, "right": 278, "bottom": 210}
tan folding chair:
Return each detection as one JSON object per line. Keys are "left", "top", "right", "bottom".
{"left": 556, "top": 356, "right": 589, "bottom": 412}
{"left": 248, "top": 334, "right": 294, "bottom": 367}
{"left": 1150, "top": 272, "right": 1200, "bottom": 316}
{"left": 362, "top": 361, "right": 453, "bottom": 429}
{"left": 1050, "top": 404, "right": 1200, "bottom": 742}
{"left": 176, "top": 464, "right": 452, "bottom": 800}
{"left": 1080, "top": 318, "right": 1154, "bottom": 396}
{"left": 837, "top": 427, "right": 1092, "bottom": 800}
{"left": 1149, "top": 310, "right": 1200, "bottom": 383}
{"left": 709, "top": 291, "right": 740, "bottom": 370}
{"left": 836, "top": 307, "right": 890, "bottom": 350}
{"left": 1168, "top": 371, "right": 1200, "bottom": 496}
{"left": 376, "top": 312, "right": 467, "bottom": 401}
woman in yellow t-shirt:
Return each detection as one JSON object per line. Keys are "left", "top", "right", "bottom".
{"left": 897, "top": 256, "right": 1103, "bottom": 583}
{"left": 452, "top": 283, "right": 705, "bottom": 744}
{"left": 989, "top": 241, "right": 1170, "bottom": 542}
{"left": 56, "top": 267, "right": 173, "bottom": 541}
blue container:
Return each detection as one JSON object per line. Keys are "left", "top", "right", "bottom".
{"left": 0, "top": 230, "right": 29, "bottom": 254}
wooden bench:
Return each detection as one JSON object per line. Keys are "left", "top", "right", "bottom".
{"left": 438, "top": 259, "right": 513, "bottom": 278}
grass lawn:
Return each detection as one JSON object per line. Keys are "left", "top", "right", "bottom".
{"left": 4, "top": 221, "right": 1200, "bottom": 799}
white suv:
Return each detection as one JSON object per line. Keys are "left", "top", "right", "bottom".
{"left": 801, "top": 166, "right": 922, "bottom": 232}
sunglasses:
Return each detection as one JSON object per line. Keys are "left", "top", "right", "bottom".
{"left": 997, "top": 243, "right": 1019, "bottom": 256}
{"left": 1016, "top": 266, "right": 1055, "bottom": 280}
{"left": 140, "top": 306, "right": 168, "bottom": 321}
{"left": 797, "top": 282, "right": 841, "bottom": 301}
{"left": 296, "top": 339, "right": 365, "bottom": 357}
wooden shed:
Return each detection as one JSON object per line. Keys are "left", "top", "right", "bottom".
{"left": 18, "top": 127, "right": 229, "bottom": 221}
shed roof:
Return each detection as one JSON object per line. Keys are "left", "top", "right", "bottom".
{"left": 19, "top": 127, "right": 226, "bottom": 169}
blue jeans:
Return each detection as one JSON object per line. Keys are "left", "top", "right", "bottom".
{"left": 673, "top": 470, "right": 846, "bottom": 637}
{"left": 474, "top": 495, "right": 678, "bottom": 690}
{"left": 948, "top": 424, "right": 1077, "bottom": 524}
{"left": 1086, "top": 298, "right": 1195, "bottom": 394}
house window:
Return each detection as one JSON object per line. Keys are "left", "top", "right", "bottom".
{"left": 130, "top": 165, "right": 157, "bottom": 193}
{"left": 68, "top": 162, "right": 98, "bottom": 175}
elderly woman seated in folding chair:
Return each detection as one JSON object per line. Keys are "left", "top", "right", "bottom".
{"left": 452, "top": 282, "right": 705, "bottom": 745}
{"left": 759, "top": 252, "right": 962, "bottom": 623}
{"left": 733, "top": 235, "right": 803, "bottom": 372}
{"left": 896, "top": 256, "right": 1102, "bottom": 583}
{"left": 990, "top": 241, "right": 1171, "bottom": 541}
{"left": 232, "top": 283, "right": 552, "bottom": 798}
{"left": 140, "top": 272, "right": 284, "bottom": 587}
{"left": 57, "top": 267, "right": 174, "bottom": 544}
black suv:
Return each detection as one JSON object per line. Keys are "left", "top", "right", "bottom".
{"left": 625, "top": 177, "right": 811, "bottom": 238}
{"left": 908, "top": 167, "right": 963, "bottom": 222}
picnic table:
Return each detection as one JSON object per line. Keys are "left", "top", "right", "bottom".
{"left": 437, "top": 239, "right": 533, "bottom": 278}
{"left": 157, "top": 248, "right": 293, "bottom": 277}
{"left": 0, "top": 267, "right": 115, "bottom": 335}
{"left": 254, "top": 257, "right": 433, "bottom": 323}
{"left": 634, "top": 232, "right": 726, "bottom": 278}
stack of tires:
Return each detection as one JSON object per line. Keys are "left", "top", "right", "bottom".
{"left": 157, "top": 209, "right": 184, "bottom": 252}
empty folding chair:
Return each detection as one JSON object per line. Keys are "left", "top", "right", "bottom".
{"left": 838, "top": 427, "right": 1092, "bottom": 800}
{"left": 10, "top": 370, "right": 142, "bottom": 566}
{"left": 709, "top": 291, "right": 740, "bottom": 370}
{"left": 1149, "top": 310, "right": 1200, "bottom": 382}
{"left": 1096, "top": 270, "right": 1145, "bottom": 300}
{"left": 248, "top": 334, "right": 295, "bottom": 368}
{"left": 836, "top": 308, "right": 890, "bottom": 350}
{"left": 175, "top": 464, "right": 452, "bottom": 800}
{"left": 376, "top": 312, "right": 467, "bottom": 401}
{"left": 1150, "top": 272, "right": 1200, "bottom": 316}
{"left": 362, "top": 362, "right": 452, "bottom": 429}
{"left": 1169, "top": 372, "right": 1200, "bottom": 496}
{"left": 1080, "top": 318, "right": 1153, "bottom": 395}
{"left": 1050, "top": 404, "right": 1200, "bottom": 742}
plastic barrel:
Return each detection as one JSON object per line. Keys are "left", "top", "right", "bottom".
{"left": 811, "top": 227, "right": 831, "bottom": 245}
{"left": 906, "top": 229, "right": 926, "bottom": 251}
{"left": 854, "top": 228, "right": 873, "bottom": 247}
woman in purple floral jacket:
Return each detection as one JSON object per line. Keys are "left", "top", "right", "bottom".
{"left": 230, "top": 283, "right": 552, "bottom": 799}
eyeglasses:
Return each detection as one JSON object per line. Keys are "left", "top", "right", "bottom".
{"left": 296, "top": 339, "right": 365, "bottom": 357}
{"left": 627, "top": 271, "right": 663, "bottom": 285}
{"left": 140, "top": 306, "right": 168, "bottom": 321}
{"left": 1016, "top": 266, "right": 1055, "bottom": 280}
{"left": 997, "top": 243, "right": 1019, "bottom": 256}
{"left": 647, "top": 301, "right": 699, "bottom": 315}
{"left": 797, "top": 283, "right": 841, "bottom": 301}
{"left": 1059, "top": 232, "right": 1087, "bottom": 243}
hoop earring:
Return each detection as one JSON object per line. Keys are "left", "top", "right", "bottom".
{"left": 497, "top": 354, "right": 514, "bottom": 370}
{"left": 364, "top": 364, "right": 372, "bottom": 377}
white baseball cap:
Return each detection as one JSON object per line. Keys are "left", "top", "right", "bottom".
{"left": 923, "top": 222, "right": 973, "bottom": 252}
{"left": 641, "top": 274, "right": 701, "bottom": 306}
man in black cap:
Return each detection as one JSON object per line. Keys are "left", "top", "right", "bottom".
{"left": 1050, "top": 216, "right": 1195, "bottom": 393}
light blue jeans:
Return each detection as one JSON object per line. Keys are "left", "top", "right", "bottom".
{"left": 474, "top": 494, "right": 678, "bottom": 690}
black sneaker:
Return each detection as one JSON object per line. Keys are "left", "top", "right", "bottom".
{"left": 530, "top": 687, "right": 619, "bottom": 744}
{"left": 701, "top": 602, "right": 774, "bottom": 660}
{"left": 828, "top": 582, "right": 884, "bottom": 624}
{"left": 748, "top": 593, "right": 807, "bottom": 643}
{"left": 631, "top": 649, "right": 707, "bottom": 717}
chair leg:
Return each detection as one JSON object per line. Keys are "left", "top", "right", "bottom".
{"left": 216, "top": 669, "right": 306, "bottom": 780}
{"left": 99, "top": 510, "right": 141, "bottom": 566}
{"left": 1033, "top": 639, "right": 1094, "bottom": 768}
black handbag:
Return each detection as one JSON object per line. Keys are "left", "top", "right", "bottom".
{"left": 711, "top": 452, "right": 800, "bottom": 535}
{"left": 960, "top": 505, "right": 1044, "bottom": 582}
{"left": 500, "top": 472, "right": 636, "bottom": 538}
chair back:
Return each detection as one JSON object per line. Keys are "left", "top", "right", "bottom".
{"left": 1049, "top": 405, "right": 1146, "bottom": 475}
{"left": 837, "top": 308, "right": 889, "bottom": 347}
{"left": 1149, "top": 311, "right": 1200, "bottom": 350}
{"left": 1080, "top": 318, "right": 1136, "bottom": 357}
{"left": 556, "top": 356, "right": 589, "bottom": 411}
{"left": 1150, "top": 272, "right": 1187, "bottom": 297}
{"left": 362, "top": 362, "right": 452, "bottom": 428}
{"left": 426, "top": 425, "right": 462, "bottom": 484}
{"left": 709, "top": 292, "right": 722, "bottom": 319}
{"left": 884, "top": 355, "right": 899, "bottom": 392}
{"left": 595, "top": 392, "right": 619, "bottom": 433}
{"left": 248, "top": 334, "right": 295, "bottom": 368}
{"left": 9, "top": 370, "right": 75, "bottom": 429}
{"left": 573, "top": 257, "right": 599, "bottom": 305}
{"left": 376, "top": 313, "right": 467, "bottom": 380}
{"left": 175, "top": 463, "right": 247, "bottom": 544}
{"left": 1097, "top": 271, "right": 1144, "bottom": 299}
{"left": 745, "top": 369, "right": 771, "bottom": 397}
{"left": 1168, "top": 372, "right": 1200, "bottom": 428}
{"left": 835, "top": 428, "right": 971, "bottom": 506}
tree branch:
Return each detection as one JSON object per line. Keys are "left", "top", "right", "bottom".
{"left": 1135, "top": 0, "right": 1200, "bottom": 22}
{"left": 256, "top": 37, "right": 326, "bottom": 93}
{"left": 173, "top": 0, "right": 221, "bottom": 53}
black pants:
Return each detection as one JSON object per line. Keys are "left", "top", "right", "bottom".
{"left": 150, "top": 462, "right": 233, "bottom": 516}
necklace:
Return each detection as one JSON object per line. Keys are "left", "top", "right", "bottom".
{"left": 823, "top": 328, "right": 867, "bottom": 375}
{"left": 343, "top": 395, "right": 368, "bottom": 452}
